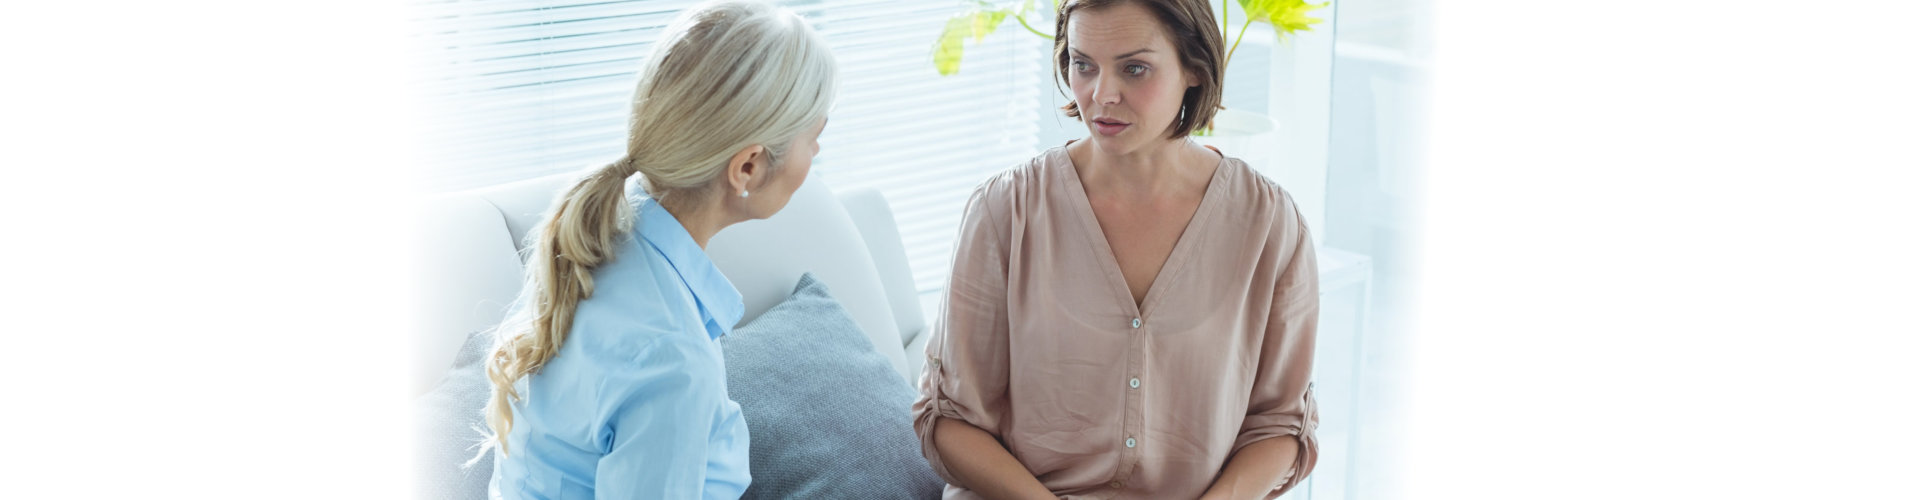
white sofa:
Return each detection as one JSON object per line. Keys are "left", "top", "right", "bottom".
{"left": 414, "top": 172, "right": 934, "bottom": 395}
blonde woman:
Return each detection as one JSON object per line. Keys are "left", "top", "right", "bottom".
{"left": 478, "top": 2, "right": 835, "bottom": 498}
{"left": 913, "top": 0, "right": 1318, "bottom": 498}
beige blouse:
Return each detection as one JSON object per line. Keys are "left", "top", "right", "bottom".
{"left": 911, "top": 145, "right": 1320, "bottom": 499}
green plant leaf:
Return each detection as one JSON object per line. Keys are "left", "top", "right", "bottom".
{"left": 935, "top": 6, "right": 1020, "bottom": 76}
{"left": 1270, "top": 0, "right": 1327, "bottom": 35}
{"left": 1237, "top": 0, "right": 1328, "bottom": 38}
{"left": 970, "top": 9, "right": 1009, "bottom": 42}
{"left": 934, "top": 15, "right": 972, "bottom": 76}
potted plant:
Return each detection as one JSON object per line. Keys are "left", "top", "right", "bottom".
{"left": 931, "top": 0, "right": 1328, "bottom": 140}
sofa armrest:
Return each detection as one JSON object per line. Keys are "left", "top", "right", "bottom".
{"left": 413, "top": 195, "right": 526, "bottom": 395}
{"left": 835, "top": 188, "right": 925, "bottom": 349}
{"left": 901, "top": 322, "right": 933, "bottom": 387}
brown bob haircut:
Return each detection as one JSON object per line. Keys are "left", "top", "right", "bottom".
{"left": 1053, "top": 0, "right": 1226, "bottom": 139}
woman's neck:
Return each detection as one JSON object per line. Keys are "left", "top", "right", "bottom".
{"left": 656, "top": 191, "right": 738, "bottom": 250}
{"left": 1071, "top": 137, "right": 1214, "bottom": 198}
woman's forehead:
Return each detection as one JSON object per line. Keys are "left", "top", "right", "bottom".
{"left": 1066, "top": 4, "right": 1173, "bottom": 58}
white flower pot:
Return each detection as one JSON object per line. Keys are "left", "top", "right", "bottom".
{"left": 1192, "top": 108, "right": 1281, "bottom": 177}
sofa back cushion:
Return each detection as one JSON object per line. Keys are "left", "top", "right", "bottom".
{"left": 470, "top": 173, "right": 910, "bottom": 380}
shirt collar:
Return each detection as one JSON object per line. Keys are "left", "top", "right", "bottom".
{"left": 631, "top": 191, "right": 745, "bottom": 339}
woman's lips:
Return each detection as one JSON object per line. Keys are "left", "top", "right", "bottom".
{"left": 1093, "top": 119, "right": 1130, "bottom": 136}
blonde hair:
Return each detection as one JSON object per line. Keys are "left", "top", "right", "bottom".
{"left": 478, "top": 0, "right": 837, "bottom": 458}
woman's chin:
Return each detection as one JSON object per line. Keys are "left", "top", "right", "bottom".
{"left": 1086, "top": 133, "right": 1142, "bottom": 155}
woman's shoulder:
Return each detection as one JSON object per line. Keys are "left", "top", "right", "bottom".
{"left": 971, "top": 144, "right": 1072, "bottom": 203}
{"left": 564, "top": 261, "right": 718, "bottom": 374}
{"left": 565, "top": 318, "right": 723, "bottom": 386}
{"left": 523, "top": 303, "right": 724, "bottom": 416}
{"left": 957, "top": 144, "right": 1073, "bottom": 227}
{"left": 1205, "top": 152, "right": 1307, "bottom": 237}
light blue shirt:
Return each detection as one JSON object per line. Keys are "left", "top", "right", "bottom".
{"left": 490, "top": 191, "right": 750, "bottom": 500}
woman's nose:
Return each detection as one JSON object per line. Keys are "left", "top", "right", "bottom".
{"left": 1093, "top": 75, "right": 1121, "bottom": 106}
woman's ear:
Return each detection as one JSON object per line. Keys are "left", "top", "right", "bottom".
{"left": 726, "top": 144, "right": 766, "bottom": 195}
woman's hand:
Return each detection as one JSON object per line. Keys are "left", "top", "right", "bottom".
{"left": 931, "top": 417, "right": 1056, "bottom": 500}
{"left": 1197, "top": 435, "right": 1301, "bottom": 500}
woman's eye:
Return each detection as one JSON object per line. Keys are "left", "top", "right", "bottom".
{"left": 1072, "top": 60, "right": 1091, "bottom": 72}
{"left": 1126, "top": 64, "right": 1147, "bottom": 76}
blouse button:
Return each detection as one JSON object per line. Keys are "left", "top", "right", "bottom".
{"left": 1130, "top": 318, "right": 1141, "bottom": 329}
{"left": 1109, "top": 480, "right": 1123, "bottom": 488}
{"left": 1128, "top": 377, "right": 1140, "bottom": 389}
{"left": 1125, "top": 437, "right": 1136, "bottom": 448}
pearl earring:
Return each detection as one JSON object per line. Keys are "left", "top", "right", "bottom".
{"left": 740, "top": 190, "right": 750, "bottom": 198}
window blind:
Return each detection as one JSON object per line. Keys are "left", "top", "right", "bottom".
{"left": 411, "top": 0, "right": 1043, "bottom": 291}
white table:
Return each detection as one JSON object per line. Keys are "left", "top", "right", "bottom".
{"left": 1283, "top": 245, "right": 1375, "bottom": 500}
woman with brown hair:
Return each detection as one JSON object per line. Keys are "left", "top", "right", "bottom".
{"left": 912, "top": 1, "right": 1320, "bottom": 498}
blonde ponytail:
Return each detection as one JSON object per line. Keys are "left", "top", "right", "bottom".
{"left": 480, "top": 163, "right": 634, "bottom": 457}
{"left": 476, "top": 0, "right": 837, "bottom": 458}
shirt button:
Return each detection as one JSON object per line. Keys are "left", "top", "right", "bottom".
{"left": 1130, "top": 318, "right": 1141, "bottom": 329}
{"left": 1128, "top": 377, "right": 1140, "bottom": 389}
{"left": 1109, "top": 480, "right": 1123, "bottom": 488}
{"left": 1125, "top": 437, "right": 1136, "bottom": 448}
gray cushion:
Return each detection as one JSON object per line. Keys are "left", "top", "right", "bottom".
{"left": 721, "top": 273, "right": 945, "bottom": 499}
{"left": 414, "top": 329, "right": 495, "bottom": 500}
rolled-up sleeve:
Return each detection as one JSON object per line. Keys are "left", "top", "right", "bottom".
{"left": 1233, "top": 203, "right": 1321, "bottom": 498}
{"left": 910, "top": 182, "right": 1012, "bottom": 484}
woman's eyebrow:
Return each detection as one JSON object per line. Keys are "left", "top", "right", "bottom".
{"left": 1069, "top": 47, "right": 1155, "bottom": 60}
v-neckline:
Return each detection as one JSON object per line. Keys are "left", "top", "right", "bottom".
{"left": 1056, "top": 143, "right": 1228, "bottom": 320}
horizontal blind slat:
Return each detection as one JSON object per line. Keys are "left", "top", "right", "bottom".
{"left": 414, "top": 0, "right": 1043, "bottom": 291}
